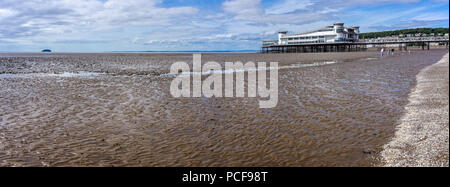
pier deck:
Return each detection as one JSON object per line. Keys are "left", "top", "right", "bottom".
{"left": 262, "top": 38, "right": 449, "bottom": 53}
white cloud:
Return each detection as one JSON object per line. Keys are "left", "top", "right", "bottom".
{"left": 0, "top": 0, "right": 198, "bottom": 40}
{"left": 221, "top": 0, "right": 423, "bottom": 25}
{"left": 94, "top": 0, "right": 198, "bottom": 27}
{"left": 223, "top": 0, "right": 265, "bottom": 19}
{"left": 0, "top": 0, "right": 448, "bottom": 51}
{"left": 222, "top": 0, "right": 335, "bottom": 25}
{"left": 266, "top": 0, "right": 312, "bottom": 14}
{"left": 0, "top": 8, "right": 18, "bottom": 19}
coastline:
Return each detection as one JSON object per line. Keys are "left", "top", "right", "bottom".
{"left": 381, "top": 52, "right": 449, "bottom": 167}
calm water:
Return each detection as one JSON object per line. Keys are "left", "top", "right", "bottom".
{"left": 0, "top": 50, "right": 447, "bottom": 166}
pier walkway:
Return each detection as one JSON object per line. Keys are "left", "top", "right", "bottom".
{"left": 261, "top": 37, "right": 449, "bottom": 53}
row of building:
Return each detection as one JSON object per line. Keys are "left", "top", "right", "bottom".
{"left": 399, "top": 33, "right": 448, "bottom": 37}
{"left": 367, "top": 33, "right": 449, "bottom": 39}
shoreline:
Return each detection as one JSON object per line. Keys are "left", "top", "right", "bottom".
{"left": 381, "top": 53, "right": 449, "bottom": 167}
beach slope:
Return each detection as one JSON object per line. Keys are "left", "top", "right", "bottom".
{"left": 382, "top": 53, "right": 449, "bottom": 167}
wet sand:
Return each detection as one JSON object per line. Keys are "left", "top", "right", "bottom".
{"left": 381, "top": 53, "right": 449, "bottom": 167}
{"left": 0, "top": 50, "right": 448, "bottom": 167}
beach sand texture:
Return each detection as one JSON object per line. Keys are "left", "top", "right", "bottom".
{"left": 0, "top": 50, "right": 448, "bottom": 166}
{"left": 382, "top": 53, "right": 449, "bottom": 167}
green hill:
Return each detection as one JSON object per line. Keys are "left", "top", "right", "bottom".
{"left": 360, "top": 28, "right": 449, "bottom": 39}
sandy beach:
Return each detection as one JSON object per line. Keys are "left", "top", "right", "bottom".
{"left": 0, "top": 49, "right": 448, "bottom": 167}
{"left": 381, "top": 53, "right": 449, "bottom": 167}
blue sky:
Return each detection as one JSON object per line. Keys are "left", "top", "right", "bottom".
{"left": 0, "top": 0, "right": 448, "bottom": 52}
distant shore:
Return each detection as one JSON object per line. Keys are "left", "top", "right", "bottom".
{"left": 381, "top": 53, "right": 449, "bottom": 167}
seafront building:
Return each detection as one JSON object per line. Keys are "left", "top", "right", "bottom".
{"left": 263, "top": 22, "right": 360, "bottom": 46}
{"left": 261, "top": 23, "right": 449, "bottom": 53}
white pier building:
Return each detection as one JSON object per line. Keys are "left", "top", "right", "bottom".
{"left": 263, "top": 23, "right": 360, "bottom": 46}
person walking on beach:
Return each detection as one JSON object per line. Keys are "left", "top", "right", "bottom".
{"left": 381, "top": 48, "right": 384, "bottom": 57}
{"left": 391, "top": 48, "right": 395, "bottom": 55}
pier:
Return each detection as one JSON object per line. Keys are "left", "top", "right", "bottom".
{"left": 262, "top": 37, "right": 449, "bottom": 53}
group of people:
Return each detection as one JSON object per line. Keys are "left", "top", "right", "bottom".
{"left": 380, "top": 48, "right": 395, "bottom": 57}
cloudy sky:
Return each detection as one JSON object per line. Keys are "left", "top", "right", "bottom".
{"left": 0, "top": 0, "right": 448, "bottom": 52}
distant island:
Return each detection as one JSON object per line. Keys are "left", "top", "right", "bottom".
{"left": 41, "top": 49, "right": 52, "bottom": 52}
{"left": 360, "top": 28, "right": 449, "bottom": 39}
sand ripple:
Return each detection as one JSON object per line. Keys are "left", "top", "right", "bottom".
{"left": 0, "top": 51, "right": 447, "bottom": 166}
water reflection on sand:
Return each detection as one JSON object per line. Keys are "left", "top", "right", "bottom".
{"left": 0, "top": 50, "right": 447, "bottom": 166}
